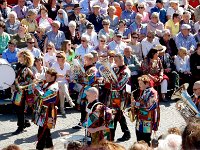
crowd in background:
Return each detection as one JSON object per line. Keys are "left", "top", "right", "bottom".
{"left": 1, "top": 0, "right": 200, "bottom": 149}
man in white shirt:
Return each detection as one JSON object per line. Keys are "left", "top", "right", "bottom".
{"left": 82, "top": 23, "right": 98, "bottom": 48}
{"left": 75, "top": 34, "right": 93, "bottom": 62}
{"left": 141, "top": 31, "right": 160, "bottom": 58}
{"left": 108, "top": 31, "right": 127, "bottom": 54}
{"left": 166, "top": 0, "right": 184, "bottom": 19}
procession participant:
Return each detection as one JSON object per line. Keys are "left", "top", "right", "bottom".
{"left": 73, "top": 53, "right": 98, "bottom": 129}
{"left": 134, "top": 75, "right": 160, "bottom": 145}
{"left": 192, "top": 81, "right": 200, "bottom": 111}
{"left": 109, "top": 53, "right": 131, "bottom": 141}
{"left": 51, "top": 51, "right": 75, "bottom": 117}
{"left": 12, "top": 50, "right": 34, "bottom": 135}
{"left": 83, "top": 87, "right": 114, "bottom": 145}
{"left": 33, "top": 68, "right": 59, "bottom": 150}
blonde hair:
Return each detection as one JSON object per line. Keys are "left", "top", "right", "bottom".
{"left": 56, "top": 51, "right": 66, "bottom": 61}
{"left": 17, "top": 49, "right": 34, "bottom": 67}
{"left": 84, "top": 53, "right": 94, "bottom": 61}
{"left": 107, "top": 6, "right": 116, "bottom": 13}
{"left": 178, "top": 47, "right": 187, "bottom": 57}
{"left": 47, "top": 42, "right": 56, "bottom": 53}
{"left": 138, "top": 75, "right": 151, "bottom": 84}
{"left": 60, "top": 40, "right": 73, "bottom": 55}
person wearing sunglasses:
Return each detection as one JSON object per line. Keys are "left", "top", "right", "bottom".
{"left": 51, "top": 51, "right": 75, "bottom": 116}
{"left": 25, "top": 36, "right": 42, "bottom": 58}
{"left": 44, "top": 42, "right": 57, "bottom": 68}
{"left": 137, "top": 2, "right": 149, "bottom": 24}
{"left": 192, "top": 81, "right": 200, "bottom": 111}
{"left": 55, "top": 9, "right": 68, "bottom": 36}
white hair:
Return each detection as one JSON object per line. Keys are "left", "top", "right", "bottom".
{"left": 81, "top": 34, "right": 90, "bottom": 42}
{"left": 8, "top": 11, "right": 17, "bottom": 19}
{"left": 125, "top": 0, "right": 133, "bottom": 6}
{"left": 157, "top": 134, "right": 182, "bottom": 150}
{"left": 162, "top": 29, "right": 171, "bottom": 36}
{"left": 68, "top": 21, "right": 76, "bottom": 28}
{"left": 86, "top": 87, "right": 99, "bottom": 96}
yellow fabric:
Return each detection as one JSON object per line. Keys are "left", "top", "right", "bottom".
{"left": 165, "top": 19, "right": 180, "bottom": 37}
{"left": 21, "top": 19, "right": 38, "bottom": 33}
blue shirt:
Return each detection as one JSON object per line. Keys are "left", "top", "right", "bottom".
{"left": 150, "top": 7, "right": 167, "bottom": 24}
{"left": 121, "top": 10, "right": 136, "bottom": 27}
{"left": 129, "top": 22, "right": 147, "bottom": 35}
{"left": 175, "top": 32, "right": 197, "bottom": 50}
{"left": 2, "top": 48, "right": 19, "bottom": 64}
{"left": 46, "top": 30, "right": 66, "bottom": 50}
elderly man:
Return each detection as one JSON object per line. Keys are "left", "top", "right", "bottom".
{"left": 193, "top": 81, "right": 200, "bottom": 111}
{"left": 108, "top": 31, "right": 127, "bottom": 54}
{"left": 123, "top": 46, "right": 140, "bottom": 91}
{"left": 175, "top": 24, "right": 197, "bottom": 53}
{"left": 87, "top": 5, "right": 104, "bottom": 33}
{"left": 141, "top": 30, "right": 160, "bottom": 58}
{"left": 120, "top": 1, "right": 136, "bottom": 27}
{"left": 45, "top": 21, "right": 66, "bottom": 51}
{"left": 75, "top": 34, "right": 93, "bottom": 63}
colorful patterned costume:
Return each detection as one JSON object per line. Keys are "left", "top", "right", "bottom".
{"left": 83, "top": 100, "right": 114, "bottom": 145}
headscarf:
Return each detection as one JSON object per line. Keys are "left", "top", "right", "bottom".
{"left": 55, "top": 9, "right": 68, "bottom": 26}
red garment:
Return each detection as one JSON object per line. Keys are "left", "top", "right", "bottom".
{"left": 149, "top": 74, "right": 169, "bottom": 87}
{"left": 189, "top": 0, "right": 200, "bottom": 8}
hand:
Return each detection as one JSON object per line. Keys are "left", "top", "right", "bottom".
{"left": 88, "top": 128, "right": 96, "bottom": 134}
{"left": 158, "top": 76, "right": 163, "bottom": 82}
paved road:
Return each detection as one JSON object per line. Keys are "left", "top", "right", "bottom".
{"left": 0, "top": 101, "right": 186, "bottom": 150}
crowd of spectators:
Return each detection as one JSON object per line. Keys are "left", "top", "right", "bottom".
{"left": 1, "top": 0, "right": 200, "bottom": 149}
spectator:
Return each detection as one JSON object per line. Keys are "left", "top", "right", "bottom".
{"left": 0, "top": 0, "right": 11, "bottom": 20}
{"left": 180, "top": 11, "right": 195, "bottom": 34}
{"left": 98, "top": 19, "right": 114, "bottom": 43}
{"left": 61, "top": 40, "right": 75, "bottom": 63}
{"left": 44, "top": 42, "right": 57, "bottom": 67}
{"left": 33, "top": 27, "right": 47, "bottom": 52}
{"left": 174, "top": 47, "right": 191, "bottom": 86}
{"left": 129, "top": 13, "right": 147, "bottom": 36}
{"left": 137, "top": 2, "right": 149, "bottom": 24}
{"left": 79, "top": 0, "right": 91, "bottom": 15}
{"left": 36, "top": 6, "right": 53, "bottom": 32}
{"left": 147, "top": 12, "right": 164, "bottom": 37}
{"left": 141, "top": 48, "right": 168, "bottom": 101}
{"left": 2, "top": 39, "right": 19, "bottom": 64}
{"left": 78, "top": 14, "right": 90, "bottom": 35}
{"left": 51, "top": 51, "right": 75, "bottom": 116}
{"left": 75, "top": 34, "right": 93, "bottom": 62}
{"left": 108, "top": 31, "right": 127, "bottom": 54}
{"left": 195, "top": 29, "right": 200, "bottom": 43}
{"left": 159, "top": 29, "right": 178, "bottom": 57}
{"left": 87, "top": 5, "right": 104, "bottom": 33}
{"left": 45, "top": 20, "right": 66, "bottom": 51}
{"left": 158, "top": 44, "right": 179, "bottom": 90}
{"left": 105, "top": 6, "right": 119, "bottom": 30}
{"left": 44, "top": 0, "right": 60, "bottom": 20}
{"left": 182, "top": 122, "right": 200, "bottom": 150}
{"left": 12, "top": 0, "right": 27, "bottom": 21}
{"left": 150, "top": 0, "right": 167, "bottom": 24}
{"left": 55, "top": 9, "right": 69, "bottom": 36}
{"left": 28, "top": 0, "right": 42, "bottom": 14}
{"left": 21, "top": 9, "right": 38, "bottom": 33}
{"left": 194, "top": 18, "right": 200, "bottom": 33}
{"left": 175, "top": 24, "right": 197, "bottom": 53}
{"left": 0, "top": 21, "right": 10, "bottom": 55}
{"left": 121, "top": 1, "right": 136, "bottom": 27}
{"left": 95, "top": 35, "right": 108, "bottom": 56}
{"left": 115, "top": 20, "right": 131, "bottom": 43}
{"left": 68, "top": 4, "right": 84, "bottom": 29}
{"left": 190, "top": 43, "right": 200, "bottom": 83}
{"left": 5, "top": 11, "right": 20, "bottom": 35}
{"left": 32, "top": 56, "right": 48, "bottom": 80}
{"left": 66, "top": 21, "right": 81, "bottom": 49}
{"left": 67, "top": 140, "right": 83, "bottom": 150}
{"left": 124, "top": 46, "right": 140, "bottom": 91}
{"left": 127, "top": 32, "right": 143, "bottom": 61}
{"left": 166, "top": 0, "right": 184, "bottom": 20}
{"left": 82, "top": 23, "right": 98, "bottom": 48}
{"left": 157, "top": 134, "right": 182, "bottom": 150}
{"left": 141, "top": 30, "right": 160, "bottom": 58}
{"left": 11, "top": 24, "right": 31, "bottom": 49}
{"left": 129, "top": 140, "right": 152, "bottom": 150}
{"left": 25, "top": 36, "right": 42, "bottom": 58}
{"left": 91, "top": 0, "right": 109, "bottom": 16}
{"left": 165, "top": 13, "right": 180, "bottom": 37}
{"left": 2, "top": 144, "right": 22, "bottom": 150}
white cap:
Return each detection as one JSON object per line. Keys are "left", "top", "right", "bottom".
{"left": 181, "top": 24, "right": 191, "bottom": 30}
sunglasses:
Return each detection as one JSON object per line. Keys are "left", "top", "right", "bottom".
{"left": 81, "top": 40, "right": 86, "bottom": 42}
{"left": 58, "top": 12, "right": 63, "bottom": 15}
{"left": 147, "top": 36, "right": 154, "bottom": 38}
{"left": 100, "top": 40, "right": 105, "bottom": 42}
{"left": 103, "top": 24, "right": 109, "bottom": 25}
{"left": 193, "top": 88, "right": 200, "bottom": 91}
{"left": 132, "top": 36, "right": 138, "bottom": 39}
{"left": 56, "top": 55, "right": 63, "bottom": 58}
{"left": 47, "top": 47, "right": 52, "bottom": 50}
{"left": 28, "top": 42, "right": 35, "bottom": 44}
{"left": 138, "top": 7, "right": 144, "bottom": 9}
{"left": 36, "top": 30, "right": 40, "bottom": 33}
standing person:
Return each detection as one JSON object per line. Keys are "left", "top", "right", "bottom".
{"left": 12, "top": 50, "right": 34, "bottom": 135}
{"left": 51, "top": 51, "right": 75, "bottom": 116}
{"left": 84, "top": 87, "right": 114, "bottom": 145}
{"left": 134, "top": 75, "right": 160, "bottom": 145}
{"left": 109, "top": 53, "right": 131, "bottom": 141}
{"left": 33, "top": 68, "right": 59, "bottom": 150}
